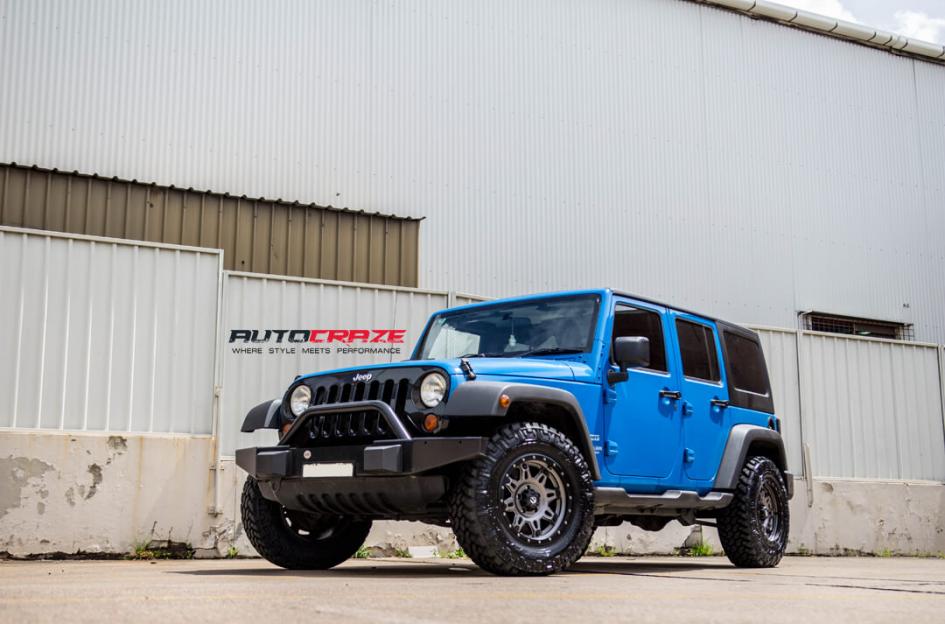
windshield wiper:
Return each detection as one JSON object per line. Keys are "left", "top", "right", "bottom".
{"left": 518, "top": 347, "right": 584, "bottom": 358}
{"left": 458, "top": 352, "right": 510, "bottom": 358}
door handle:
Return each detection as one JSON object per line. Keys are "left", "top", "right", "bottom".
{"left": 710, "top": 398, "right": 729, "bottom": 409}
{"left": 659, "top": 389, "right": 682, "bottom": 400}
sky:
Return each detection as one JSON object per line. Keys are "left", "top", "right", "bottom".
{"left": 776, "top": 0, "right": 945, "bottom": 44}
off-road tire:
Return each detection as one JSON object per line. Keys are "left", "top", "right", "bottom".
{"left": 449, "top": 422, "right": 595, "bottom": 576}
{"left": 241, "top": 477, "right": 372, "bottom": 569}
{"left": 717, "top": 456, "right": 789, "bottom": 568}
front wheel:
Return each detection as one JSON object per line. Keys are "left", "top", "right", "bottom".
{"left": 449, "top": 422, "right": 595, "bottom": 576}
{"left": 717, "top": 456, "right": 790, "bottom": 568}
{"left": 241, "top": 477, "right": 372, "bottom": 569}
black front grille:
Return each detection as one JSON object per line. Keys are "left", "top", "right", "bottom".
{"left": 311, "top": 378, "right": 411, "bottom": 414}
{"left": 287, "top": 373, "right": 418, "bottom": 447}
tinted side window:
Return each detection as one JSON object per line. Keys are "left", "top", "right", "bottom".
{"left": 613, "top": 306, "right": 667, "bottom": 372}
{"left": 676, "top": 320, "right": 720, "bottom": 382}
{"left": 724, "top": 331, "right": 769, "bottom": 395}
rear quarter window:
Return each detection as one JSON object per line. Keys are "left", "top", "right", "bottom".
{"left": 724, "top": 331, "right": 769, "bottom": 395}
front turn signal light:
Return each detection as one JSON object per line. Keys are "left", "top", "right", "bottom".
{"left": 498, "top": 394, "right": 511, "bottom": 409}
{"left": 423, "top": 413, "right": 440, "bottom": 432}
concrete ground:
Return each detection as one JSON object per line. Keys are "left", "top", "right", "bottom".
{"left": 1, "top": 556, "right": 943, "bottom": 623}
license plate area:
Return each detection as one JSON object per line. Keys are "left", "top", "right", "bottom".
{"left": 302, "top": 462, "right": 354, "bottom": 478}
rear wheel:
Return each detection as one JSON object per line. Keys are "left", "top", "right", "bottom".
{"left": 717, "top": 456, "right": 789, "bottom": 568}
{"left": 241, "top": 477, "right": 372, "bottom": 569}
{"left": 449, "top": 422, "right": 595, "bottom": 576}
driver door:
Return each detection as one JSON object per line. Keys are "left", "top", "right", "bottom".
{"left": 604, "top": 301, "right": 683, "bottom": 478}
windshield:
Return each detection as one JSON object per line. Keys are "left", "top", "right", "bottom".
{"left": 415, "top": 294, "right": 601, "bottom": 360}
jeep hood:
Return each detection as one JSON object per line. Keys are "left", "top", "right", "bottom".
{"left": 296, "top": 357, "right": 584, "bottom": 383}
{"left": 443, "top": 357, "right": 581, "bottom": 381}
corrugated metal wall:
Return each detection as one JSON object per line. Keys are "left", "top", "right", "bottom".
{"left": 0, "top": 226, "right": 220, "bottom": 434}
{"left": 755, "top": 327, "right": 945, "bottom": 481}
{"left": 799, "top": 333, "right": 945, "bottom": 481}
{"left": 1, "top": 0, "right": 943, "bottom": 342}
{"left": 753, "top": 327, "right": 804, "bottom": 474}
{"left": 220, "top": 272, "right": 452, "bottom": 455}
{"left": 0, "top": 164, "right": 420, "bottom": 286}
{"left": 1, "top": 227, "right": 943, "bottom": 478}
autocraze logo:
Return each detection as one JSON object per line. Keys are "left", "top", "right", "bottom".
{"left": 229, "top": 329, "right": 407, "bottom": 356}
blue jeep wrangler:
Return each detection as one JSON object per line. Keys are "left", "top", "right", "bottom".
{"left": 237, "top": 289, "right": 793, "bottom": 575}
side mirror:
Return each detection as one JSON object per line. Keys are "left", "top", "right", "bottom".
{"left": 614, "top": 336, "right": 650, "bottom": 371}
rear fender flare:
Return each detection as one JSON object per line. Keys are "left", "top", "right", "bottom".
{"left": 714, "top": 424, "right": 791, "bottom": 496}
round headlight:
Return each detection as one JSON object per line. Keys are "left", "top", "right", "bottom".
{"left": 289, "top": 385, "right": 312, "bottom": 416}
{"left": 419, "top": 372, "right": 448, "bottom": 407}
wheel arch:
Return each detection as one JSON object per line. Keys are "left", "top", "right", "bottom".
{"left": 714, "top": 424, "right": 790, "bottom": 494}
{"left": 444, "top": 381, "right": 601, "bottom": 480}
{"left": 240, "top": 399, "right": 282, "bottom": 432}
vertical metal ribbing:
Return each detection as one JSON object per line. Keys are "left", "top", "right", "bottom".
{"left": 122, "top": 183, "right": 131, "bottom": 239}
{"left": 937, "top": 346, "right": 945, "bottom": 470}
{"left": 34, "top": 236, "right": 51, "bottom": 428}
{"left": 22, "top": 170, "right": 30, "bottom": 227}
{"left": 124, "top": 245, "right": 138, "bottom": 432}
{"left": 103, "top": 180, "right": 111, "bottom": 237}
{"left": 160, "top": 188, "right": 168, "bottom": 241}
{"left": 42, "top": 172, "right": 51, "bottom": 229}
{"left": 10, "top": 233, "right": 27, "bottom": 427}
{"left": 143, "top": 186, "right": 151, "bottom": 240}
{"left": 102, "top": 243, "right": 117, "bottom": 431}
{"left": 79, "top": 241, "right": 95, "bottom": 431}
{"left": 146, "top": 246, "right": 160, "bottom": 433}
{"left": 57, "top": 239, "right": 74, "bottom": 430}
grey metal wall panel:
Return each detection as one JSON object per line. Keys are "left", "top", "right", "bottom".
{"left": 799, "top": 332, "right": 945, "bottom": 481}
{"left": 220, "top": 272, "right": 450, "bottom": 456}
{"left": 753, "top": 327, "right": 804, "bottom": 474}
{"left": 0, "top": 227, "right": 220, "bottom": 434}
{"left": 1, "top": 0, "right": 943, "bottom": 341}
{"left": 0, "top": 164, "right": 420, "bottom": 287}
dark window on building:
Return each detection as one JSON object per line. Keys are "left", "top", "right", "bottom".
{"left": 724, "top": 331, "right": 769, "bottom": 395}
{"left": 676, "top": 320, "right": 720, "bottom": 382}
{"left": 613, "top": 306, "right": 667, "bottom": 372}
{"left": 801, "top": 312, "right": 913, "bottom": 341}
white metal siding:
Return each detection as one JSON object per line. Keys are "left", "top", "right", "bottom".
{"left": 753, "top": 327, "right": 945, "bottom": 480}
{"left": 0, "top": 227, "right": 221, "bottom": 434}
{"left": 2, "top": 229, "right": 943, "bottom": 480}
{"left": 1, "top": 0, "right": 943, "bottom": 342}
{"left": 220, "top": 273, "right": 450, "bottom": 455}
{"left": 753, "top": 327, "right": 804, "bottom": 473}
{"left": 798, "top": 333, "right": 945, "bottom": 481}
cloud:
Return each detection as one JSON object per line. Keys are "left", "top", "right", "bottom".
{"left": 892, "top": 10, "right": 945, "bottom": 44}
{"left": 781, "top": 0, "right": 858, "bottom": 23}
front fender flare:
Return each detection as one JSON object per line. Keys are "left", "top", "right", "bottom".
{"left": 240, "top": 399, "right": 282, "bottom": 433}
{"left": 443, "top": 381, "right": 601, "bottom": 480}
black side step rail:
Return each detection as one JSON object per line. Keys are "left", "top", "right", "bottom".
{"left": 594, "top": 487, "right": 733, "bottom": 515}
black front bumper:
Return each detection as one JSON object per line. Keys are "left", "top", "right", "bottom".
{"left": 235, "top": 436, "right": 486, "bottom": 480}
{"left": 236, "top": 401, "right": 486, "bottom": 517}
{"left": 236, "top": 439, "right": 485, "bottom": 518}
{"left": 237, "top": 399, "right": 486, "bottom": 479}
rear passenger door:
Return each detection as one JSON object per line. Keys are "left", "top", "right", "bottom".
{"left": 672, "top": 313, "right": 730, "bottom": 482}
